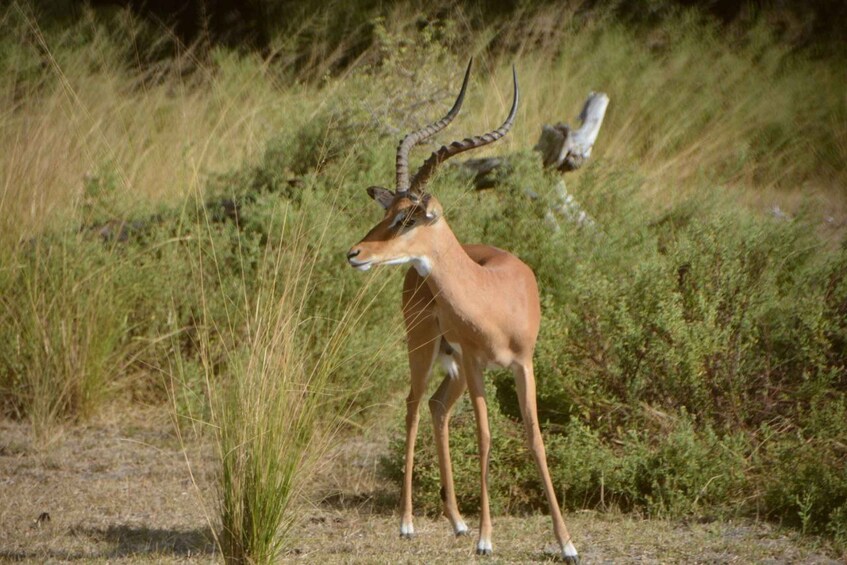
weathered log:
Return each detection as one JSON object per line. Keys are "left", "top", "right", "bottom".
{"left": 455, "top": 92, "right": 610, "bottom": 233}
{"left": 535, "top": 92, "right": 609, "bottom": 172}
{"left": 460, "top": 91, "right": 609, "bottom": 190}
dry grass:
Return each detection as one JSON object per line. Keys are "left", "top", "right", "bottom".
{"left": 0, "top": 7, "right": 320, "bottom": 244}
{"left": 3, "top": 4, "right": 845, "bottom": 246}
{"left": 470, "top": 11, "right": 847, "bottom": 220}
{"left": 0, "top": 404, "right": 842, "bottom": 564}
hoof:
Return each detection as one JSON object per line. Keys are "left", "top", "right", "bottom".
{"left": 454, "top": 521, "right": 470, "bottom": 537}
{"left": 475, "top": 539, "right": 493, "bottom": 556}
{"left": 562, "top": 540, "right": 579, "bottom": 564}
{"left": 399, "top": 523, "right": 415, "bottom": 540}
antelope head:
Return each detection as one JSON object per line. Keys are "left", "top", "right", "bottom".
{"left": 346, "top": 59, "right": 519, "bottom": 275}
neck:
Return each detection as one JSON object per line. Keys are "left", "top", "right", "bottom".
{"left": 422, "top": 219, "right": 484, "bottom": 306}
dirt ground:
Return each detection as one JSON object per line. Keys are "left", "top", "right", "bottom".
{"left": 0, "top": 407, "right": 844, "bottom": 564}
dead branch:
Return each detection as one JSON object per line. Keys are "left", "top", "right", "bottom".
{"left": 460, "top": 91, "right": 610, "bottom": 190}
{"left": 535, "top": 92, "right": 609, "bottom": 172}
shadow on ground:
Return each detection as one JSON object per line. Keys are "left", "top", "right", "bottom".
{"left": 0, "top": 525, "right": 216, "bottom": 561}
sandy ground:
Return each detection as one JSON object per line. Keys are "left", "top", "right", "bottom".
{"left": 0, "top": 407, "right": 843, "bottom": 564}
{"left": 0, "top": 408, "right": 215, "bottom": 563}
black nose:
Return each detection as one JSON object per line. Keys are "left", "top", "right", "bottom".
{"left": 347, "top": 249, "right": 360, "bottom": 260}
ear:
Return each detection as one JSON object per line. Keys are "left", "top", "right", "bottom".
{"left": 421, "top": 193, "right": 440, "bottom": 221}
{"left": 366, "top": 186, "right": 395, "bottom": 209}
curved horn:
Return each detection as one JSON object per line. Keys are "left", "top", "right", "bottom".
{"left": 396, "top": 59, "right": 473, "bottom": 194}
{"left": 410, "top": 65, "right": 519, "bottom": 195}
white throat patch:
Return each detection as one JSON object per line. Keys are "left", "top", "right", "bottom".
{"left": 366, "top": 255, "right": 432, "bottom": 276}
{"left": 412, "top": 257, "right": 432, "bottom": 276}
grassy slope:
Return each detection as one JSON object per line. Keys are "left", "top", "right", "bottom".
{"left": 2, "top": 5, "right": 845, "bottom": 243}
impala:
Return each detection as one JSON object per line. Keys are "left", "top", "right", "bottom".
{"left": 346, "top": 60, "right": 579, "bottom": 563}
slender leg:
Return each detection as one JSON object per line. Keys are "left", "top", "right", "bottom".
{"left": 464, "top": 355, "right": 494, "bottom": 555}
{"left": 513, "top": 361, "right": 579, "bottom": 564}
{"left": 399, "top": 269, "right": 439, "bottom": 538}
{"left": 428, "top": 369, "right": 468, "bottom": 536}
{"left": 399, "top": 330, "right": 438, "bottom": 539}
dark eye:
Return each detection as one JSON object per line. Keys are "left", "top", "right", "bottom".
{"left": 404, "top": 216, "right": 416, "bottom": 227}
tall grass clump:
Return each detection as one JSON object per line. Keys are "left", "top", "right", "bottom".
{"left": 180, "top": 201, "right": 386, "bottom": 563}
{"left": 0, "top": 239, "right": 131, "bottom": 439}
{"left": 212, "top": 249, "right": 323, "bottom": 563}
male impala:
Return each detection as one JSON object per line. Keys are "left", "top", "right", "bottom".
{"left": 346, "top": 61, "right": 579, "bottom": 563}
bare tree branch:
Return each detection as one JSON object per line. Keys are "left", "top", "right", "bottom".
{"left": 535, "top": 92, "right": 610, "bottom": 172}
{"left": 459, "top": 91, "right": 610, "bottom": 190}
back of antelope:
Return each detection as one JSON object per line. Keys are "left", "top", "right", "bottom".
{"left": 346, "top": 60, "right": 580, "bottom": 563}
